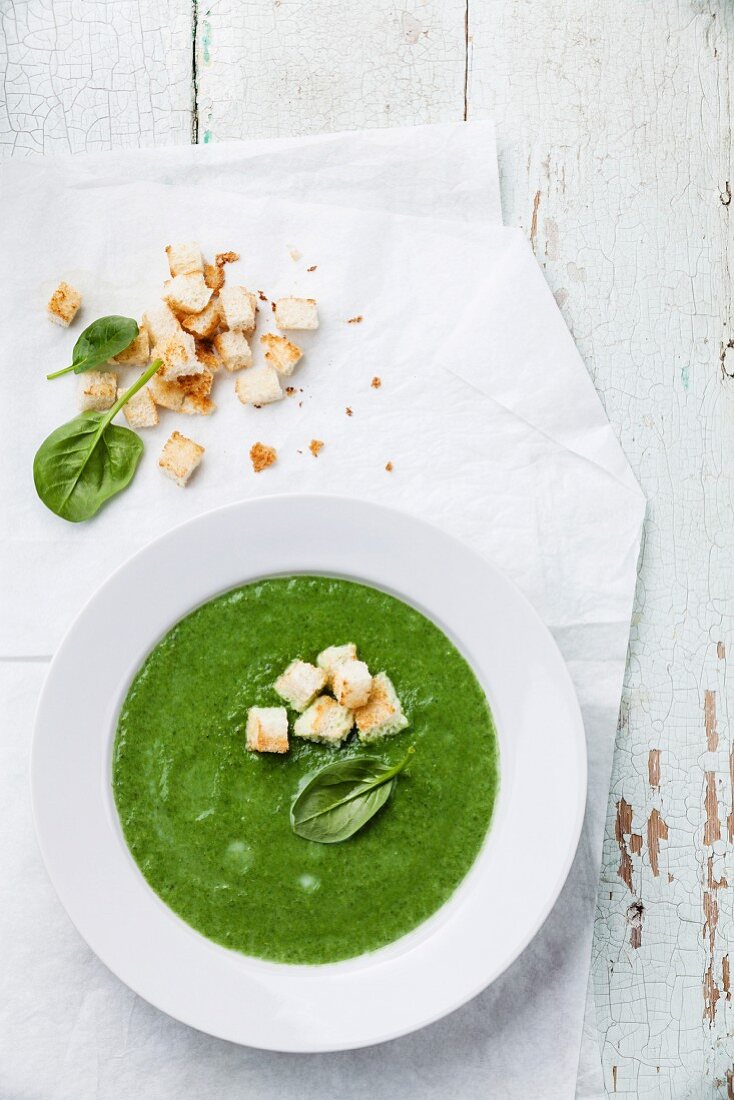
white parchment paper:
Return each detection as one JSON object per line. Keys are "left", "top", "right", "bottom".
{"left": 0, "top": 124, "right": 642, "bottom": 1099}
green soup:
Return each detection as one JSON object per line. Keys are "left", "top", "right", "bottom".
{"left": 113, "top": 576, "right": 499, "bottom": 964}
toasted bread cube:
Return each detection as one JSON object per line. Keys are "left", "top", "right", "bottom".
{"left": 213, "top": 330, "right": 252, "bottom": 372}
{"left": 195, "top": 340, "right": 222, "bottom": 373}
{"left": 354, "top": 673, "right": 409, "bottom": 742}
{"left": 260, "top": 333, "right": 303, "bottom": 377}
{"left": 79, "top": 370, "right": 116, "bottom": 412}
{"left": 317, "top": 643, "right": 358, "bottom": 683}
{"left": 123, "top": 385, "right": 159, "bottom": 428}
{"left": 165, "top": 242, "right": 204, "bottom": 278}
{"left": 274, "top": 297, "right": 318, "bottom": 331}
{"left": 294, "top": 697, "right": 354, "bottom": 746}
{"left": 143, "top": 303, "right": 182, "bottom": 347}
{"left": 245, "top": 706, "right": 289, "bottom": 754}
{"left": 274, "top": 659, "right": 327, "bottom": 712}
{"left": 155, "top": 330, "right": 200, "bottom": 379}
{"left": 150, "top": 369, "right": 215, "bottom": 415}
{"left": 235, "top": 365, "right": 283, "bottom": 407}
{"left": 112, "top": 325, "right": 150, "bottom": 366}
{"left": 180, "top": 297, "right": 221, "bottom": 339}
{"left": 47, "top": 281, "right": 82, "bottom": 327}
{"left": 219, "top": 286, "right": 257, "bottom": 333}
{"left": 203, "top": 262, "right": 225, "bottom": 293}
{"left": 333, "top": 658, "right": 373, "bottom": 710}
{"left": 163, "top": 273, "right": 213, "bottom": 316}
{"left": 158, "top": 430, "right": 204, "bottom": 486}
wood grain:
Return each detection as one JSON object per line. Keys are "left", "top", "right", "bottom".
{"left": 468, "top": 1, "right": 734, "bottom": 1093}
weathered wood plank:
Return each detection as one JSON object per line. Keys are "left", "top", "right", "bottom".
{"left": 468, "top": 1, "right": 734, "bottom": 1094}
{"left": 194, "top": 0, "right": 467, "bottom": 141}
{"left": 0, "top": 0, "right": 193, "bottom": 157}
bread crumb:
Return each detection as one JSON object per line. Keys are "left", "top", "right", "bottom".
{"left": 346, "top": 406, "right": 353, "bottom": 417}
{"left": 271, "top": 301, "right": 277, "bottom": 312}
{"left": 347, "top": 315, "right": 363, "bottom": 324}
{"left": 371, "top": 376, "right": 382, "bottom": 389}
{"left": 250, "top": 442, "right": 277, "bottom": 473}
{"left": 285, "top": 386, "right": 297, "bottom": 396}
{"left": 385, "top": 462, "right": 393, "bottom": 472}
{"left": 309, "top": 439, "right": 324, "bottom": 457}
{"left": 307, "top": 265, "right": 317, "bottom": 272}
{"left": 288, "top": 247, "right": 303, "bottom": 261}
{"left": 215, "top": 251, "right": 240, "bottom": 267}
{"left": 258, "top": 291, "right": 269, "bottom": 302}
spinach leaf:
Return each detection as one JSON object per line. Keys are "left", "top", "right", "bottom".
{"left": 47, "top": 316, "right": 139, "bottom": 380}
{"left": 290, "top": 747, "right": 414, "bottom": 844}
{"left": 34, "top": 358, "right": 162, "bottom": 522}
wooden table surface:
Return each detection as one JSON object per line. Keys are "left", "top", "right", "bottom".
{"left": 2, "top": 2, "right": 733, "bottom": 1095}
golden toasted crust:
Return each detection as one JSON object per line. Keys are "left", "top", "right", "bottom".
{"left": 123, "top": 386, "right": 159, "bottom": 428}
{"left": 150, "top": 369, "right": 215, "bottom": 415}
{"left": 216, "top": 251, "right": 240, "bottom": 267}
{"left": 194, "top": 340, "right": 221, "bottom": 372}
{"left": 47, "top": 281, "right": 82, "bottom": 326}
{"left": 354, "top": 676, "right": 396, "bottom": 733}
{"left": 112, "top": 325, "right": 150, "bottom": 366}
{"left": 250, "top": 442, "right": 277, "bottom": 473}
{"left": 260, "top": 333, "right": 303, "bottom": 376}
{"left": 203, "top": 263, "right": 225, "bottom": 292}
{"left": 158, "top": 431, "right": 205, "bottom": 486}
{"left": 179, "top": 297, "right": 221, "bottom": 339}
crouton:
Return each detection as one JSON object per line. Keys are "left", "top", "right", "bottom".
{"left": 143, "top": 303, "right": 182, "bottom": 347}
{"left": 79, "top": 370, "right": 116, "bottom": 412}
{"left": 123, "top": 386, "right": 159, "bottom": 428}
{"left": 180, "top": 297, "right": 221, "bottom": 339}
{"left": 235, "top": 365, "right": 283, "bottom": 407}
{"left": 250, "top": 442, "right": 277, "bottom": 473}
{"left": 333, "top": 658, "right": 373, "bottom": 710}
{"left": 155, "top": 330, "right": 200, "bottom": 380}
{"left": 245, "top": 706, "right": 289, "bottom": 754}
{"left": 274, "top": 659, "right": 327, "bottom": 712}
{"left": 354, "top": 673, "right": 409, "bottom": 741}
{"left": 163, "top": 273, "right": 213, "bottom": 316}
{"left": 194, "top": 340, "right": 221, "bottom": 373}
{"left": 165, "top": 242, "right": 204, "bottom": 278}
{"left": 112, "top": 325, "right": 150, "bottom": 367}
{"left": 150, "top": 369, "right": 215, "bottom": 415}
{"left": 317, "top": 643, "right": 358, "bottom": 682}
{"left": 203, "top": 263, "right": 225, "bottom": 292}
{"left": 260, "top": 333, "right": 303, "bottom": 377}
{"left": 294, "top": 697, "right": 354, "bottom": 746}
{"left": 47, "top": 281, "right": 82, "bottom": 327}
{"left": 213, "top": 330, "right": 252, "bottom": 372}
{"left": 274, "top": 297, "right": 319, "bottom": 331}
{"left": 158, "top": 431, "right": 204, "bottom": 486}
{"left": 219, "top": 286, "right": 257, "bottom": 333}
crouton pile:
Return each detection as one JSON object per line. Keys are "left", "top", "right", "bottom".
{"left": 47, "top": 242, "right": 319, "bottom": 486}
{"left": 245, "top": 644, "right": 409, "bottom": 754}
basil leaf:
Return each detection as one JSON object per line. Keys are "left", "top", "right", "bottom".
{"left": 33, "top": 358, "right": 161, "bottom": 522}
{"left": 47, "top": 316, "right": 139, "bottom": 380}
{"left": 291, "top": 748, "right": 414, "bottom": 844}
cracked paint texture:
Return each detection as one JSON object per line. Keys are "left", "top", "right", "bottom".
{"left": 2, "top": 0, "right": 734, "bottom": 1095}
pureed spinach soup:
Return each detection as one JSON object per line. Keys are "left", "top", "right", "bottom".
{"left": 113, "top": 576, "right": 499, "bottom": 964}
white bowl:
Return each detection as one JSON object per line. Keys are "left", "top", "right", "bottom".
{"left": 32, "top": 495, "right": 586, "bottom": 1051}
